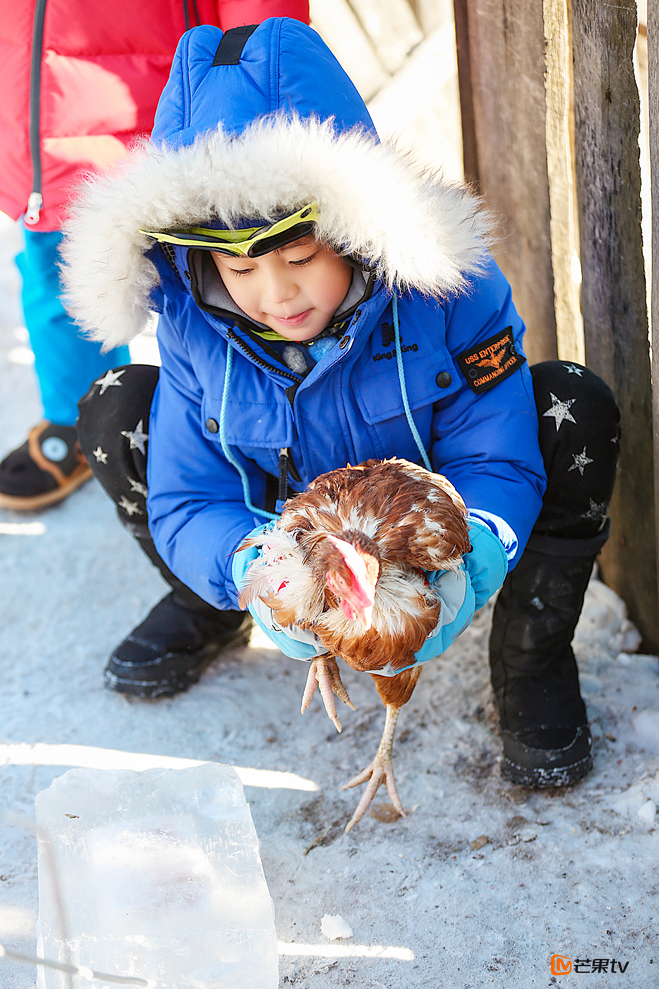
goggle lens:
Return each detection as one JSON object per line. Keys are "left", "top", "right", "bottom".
{"left": 140, "top": 202, "right": 320, "bottom": 255}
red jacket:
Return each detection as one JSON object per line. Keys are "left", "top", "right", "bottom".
{"left": 0, "top": 0, "right": 308, "bottom": 231}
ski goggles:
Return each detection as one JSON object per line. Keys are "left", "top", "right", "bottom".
{"left": 140, "top": 201, "right": 321, "bottom": 258}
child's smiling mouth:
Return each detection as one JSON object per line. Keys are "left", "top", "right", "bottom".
{"left": 272, "top": 309, "right": 312, "bottom": 326}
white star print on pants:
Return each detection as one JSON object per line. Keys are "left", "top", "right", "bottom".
{"left": 95, "top": 368, "right": 125, "bottom": 395}
{"left": 119, "top": 494, "right": 143, "bottom": 516}
{"left": 121, "top": 419, "right": 149, "bottom": 455}
{"left": 568, "top": 446, "right": 594, "bottom": 476}
{"left": 128, "top": 477, "right": 149, "bottom": 498}
{"left": 543, "top": 393, "right": 577, "bottom": 431}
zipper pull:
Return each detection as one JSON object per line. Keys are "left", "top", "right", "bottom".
{"left": 25, "top": 192, "right": 43, "bottom": 225}
{"left": 278, "top": 448, "right": 289, "bottom": 505}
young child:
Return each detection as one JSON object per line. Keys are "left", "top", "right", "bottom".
{"left": 64, "top": 18, "right": 619, "bottom": 788}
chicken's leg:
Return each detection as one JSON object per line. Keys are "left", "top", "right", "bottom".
{"left": 300, "top": 654, "right": 355, "bottom": 732}
{"left": 341, "top": 703, "right": 404, "bottom": 832}
{"left": 341, "top": 666, "right": 421, "bottom": 832}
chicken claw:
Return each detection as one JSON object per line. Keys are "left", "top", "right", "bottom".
{"left": 342, "top": 704, "right": 405, "bottom": 832}
{"left": 300, "top": 654, "right": 355, "bottom": 732}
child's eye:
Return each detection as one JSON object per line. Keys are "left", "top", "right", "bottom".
{"left": 290, "top": 253, "right": 317, "bottom": 267}
{"left": 227, "top": 267, "right": 252, "bottom": 277}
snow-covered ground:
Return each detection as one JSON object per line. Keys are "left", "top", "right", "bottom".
{"left": 0, "top": 209, "right": 658, "bottom": 989}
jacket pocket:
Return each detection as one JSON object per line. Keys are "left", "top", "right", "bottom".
{"left": 201, "top": 395, "right": 293, "bottom": 450}
{"left": 354, "top": 347, "right": 461, "bottom": 425}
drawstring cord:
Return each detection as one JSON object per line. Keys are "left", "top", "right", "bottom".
{"left": 221, "top": 294, "right": 431, "bottom": 521}
{"left": 392, "top": 294, "right": 432, "bottom": 471}
{"left": 219, "top": 342, "right": 280, "bottom": 521}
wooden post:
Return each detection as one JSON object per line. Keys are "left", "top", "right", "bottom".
{"left": 542, "top": 0, "right": 584, "bottom": 364}
{"left": 452, "top": 0, "right": 558, "bottom": 365}
{"left": 572, "top": 0, "right": 658, "bottom": 649}
{"left": 648, "top": 0, "right": 659, "bottom": 639}
{"left": 453, "top": 0, "right": 479, "bottom": 187}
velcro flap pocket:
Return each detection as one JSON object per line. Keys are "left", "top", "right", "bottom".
{"left": 202, "top": 396, "right": 293, "bottom": 449}
{"left": 356, "top": 347, "right": 460, "bottom": 425}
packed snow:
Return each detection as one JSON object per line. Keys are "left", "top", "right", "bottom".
{"left": 321, "top": 916, "right": 354, "bottom": 942}
{"left": 0, "top": 211, "right": 657, "bottom": 988}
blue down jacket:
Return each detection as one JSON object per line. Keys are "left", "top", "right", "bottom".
{"left": 63, "top": 19, "right": 547, "bottom": 612}
{"left": 146, "top": 254, "right": 545, "bottom": 610}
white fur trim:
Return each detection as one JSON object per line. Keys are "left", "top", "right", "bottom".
{"left": 61, "top": 116, "right": 494, "bottom": 348}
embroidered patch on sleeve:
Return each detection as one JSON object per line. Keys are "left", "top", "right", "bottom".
{"left": 456, "top": 327, "right": 526, "bottom": 394}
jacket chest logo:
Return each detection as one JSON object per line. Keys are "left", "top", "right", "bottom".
{"left": 457, "top": 327, "right": 525, "bottom": 393}
{"left": 372, "top": 322, "right": 418, "bottom": 362}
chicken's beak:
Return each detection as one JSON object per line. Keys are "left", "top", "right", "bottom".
{"left": 327, "top": 534, "right": 378, "bottom": 630}
{"left": 358, "top": 604, "right": 373, "bottom": 631}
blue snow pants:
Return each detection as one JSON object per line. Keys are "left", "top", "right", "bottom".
{"left": 17, "top": 227, "right": 130, "bottom": 426}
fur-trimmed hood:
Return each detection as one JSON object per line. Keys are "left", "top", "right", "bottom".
{"left": 61, "top": 19, "right": 493, "bottom": 349}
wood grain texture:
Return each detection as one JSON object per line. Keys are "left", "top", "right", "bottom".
{"left": 458, "top": 0, "right": 558, "bottom": 364}
{"left": 348, "top": 0, "right": 423, "bottom": 74}
{"left": 543, "top": 0, "right": 584, "bottom": 364}
{"left": 572, "top": 0, "right": 658, "bottom": 648}
{"left": 453, "top": 0, "right": 479, "bottom": 186}
{"left": 648, "top": 0, "right": 659, "bottom": 638}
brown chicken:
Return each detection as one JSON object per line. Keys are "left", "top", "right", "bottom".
{"left": 239, "top": 458, "right": 471, "bottom": 831}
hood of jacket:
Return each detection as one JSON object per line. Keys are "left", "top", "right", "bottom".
{"left": 62, "top": 18, "right": 494, "bottom": 350}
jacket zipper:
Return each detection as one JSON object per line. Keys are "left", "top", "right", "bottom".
{"left": 229, "top": 305, "right": 367, "bottom": 492}
{"left": 26, "top": 0, "right": 48, "bottom": 224}
{"left": 279, "top": 310, "right": 366, "bottom": 488}
{"left": 226, "top": 328, "right": 304, "bottom": 494}
{"left": 226, "top": 328, "right": 301, "bottom": 383}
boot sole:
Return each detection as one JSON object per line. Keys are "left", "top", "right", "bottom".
{"left": 0, "top": 465, "right": 93, "bottom": 511}
{"left": 501, "top": 725, "right": 593, "bottom": 787}
{"left": 105, "top": 625, "right": 253, "bottom": 699}
{"left": 503, "top": 750, "right": 593, "bottom": 788}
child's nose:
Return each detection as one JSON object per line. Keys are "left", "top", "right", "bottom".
{"left": 262, "top": 269, "right": 297, "bottom": 305}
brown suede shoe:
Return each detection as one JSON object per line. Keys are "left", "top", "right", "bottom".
{"left": 0, "top": 421, "right": 92, "bottom": 510}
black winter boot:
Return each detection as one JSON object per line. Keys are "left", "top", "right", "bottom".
{"left": 105, "top": 591, "right": 253, "bottom": 698}
{"left": 489, "top": 525, "right": 609, "bottom": 787}
{"left": 104, "top": 523, "right": 252, "bottom": 698}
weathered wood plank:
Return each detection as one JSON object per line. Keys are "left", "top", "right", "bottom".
{"left": 543, "top": 0, "right": 584, "bottom": 364}
{"left": 310, "top": 0, "right": 389, "bottom": 101}
{"left": 410, "top": 0, "right": 454, "bottom": 36}
{"left": 648, "top": 0, "right": 659, "bottom": 632}
{"left": 348, "top": 0, "right": 423, "bottom": 74}
{"left": 368, "top": 18, "right": 464, "bottom": 184}
{"left": 453, "top": 0, "right": 479, "bottom": 186}
{"left": 572, "top": 0, "right": 658, "bottom": 648}
{"left": 456, "top": 0, "right": 558, "bottom": 365}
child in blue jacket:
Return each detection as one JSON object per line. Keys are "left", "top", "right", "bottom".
{"left": 65, "top": 19, "right": 619, "bottom": 788}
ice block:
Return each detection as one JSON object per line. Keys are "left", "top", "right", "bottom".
{"left": 35, "top": 763, "right": 278, "bottom": 988}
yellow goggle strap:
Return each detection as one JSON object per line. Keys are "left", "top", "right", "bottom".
{"left": 140, "top": 201, "right": 321, "bottom": 257}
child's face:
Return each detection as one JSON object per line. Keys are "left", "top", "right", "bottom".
{"left": 211, "top": 235, "right": 353, "bottom": 341}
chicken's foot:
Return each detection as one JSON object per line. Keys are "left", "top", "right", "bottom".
{"left": 342, "top": 703, "right": 404, "bottom": 832}
{"left": 301, "top": 654, "right": 355, "bottom": 732}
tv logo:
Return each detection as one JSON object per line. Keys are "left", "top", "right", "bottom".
{"left": 551, "top": 955, "right": 572, "bottom": 975}
{"left": 551, "top": 955, "right": 629, "bottom": 975}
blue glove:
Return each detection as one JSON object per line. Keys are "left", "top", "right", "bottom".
{"left": 392, "top": 518, "right": 509, "bottom": 674}
{"left": 232, "top": 525, "right": 326, "bottom": 661}
{"left": 463, "top": 517, "right": 509, "bottom": 610}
